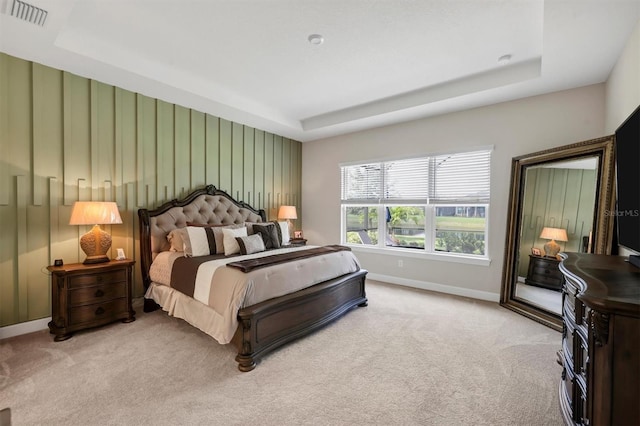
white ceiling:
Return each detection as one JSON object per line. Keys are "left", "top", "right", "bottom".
{"left": 1, "top": 0, "right": 638, "bottom": 142}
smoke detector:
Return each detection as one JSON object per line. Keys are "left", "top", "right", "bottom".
{"left": 7, "top": 0, "right": 48, "bottom": 26}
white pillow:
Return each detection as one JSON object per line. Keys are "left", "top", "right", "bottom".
{"left": 222, "top": 227, "right": 248, "bottom": 256}
{"left": 278, "top": 221, "right": 290, "bottom": 245}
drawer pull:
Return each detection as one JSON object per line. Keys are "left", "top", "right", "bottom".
{"left": 95, "top": 307, "right": 105, "bottom": 316}
{"left": 95, "top": 289, "right": 104, "bottom": 298}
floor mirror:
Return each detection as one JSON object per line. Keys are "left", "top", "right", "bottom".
{"left": 500, "top": 135, "right": 616, "bottom": 330}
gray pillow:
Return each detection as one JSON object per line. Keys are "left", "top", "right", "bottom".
{"left": 253, "top": 223, "right": 281, "bottom": 249}
{"left": 236, "top": 234, "right": 266, "bottom": 255}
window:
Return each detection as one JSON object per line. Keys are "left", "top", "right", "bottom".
{"left": 341, "top": 149, "right": 491, "bottom": 258}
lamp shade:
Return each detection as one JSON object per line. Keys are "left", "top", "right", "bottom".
{"left": 539, "top": 227, "right": 568, "bottom": 242}
{"left": 277, "top": 205, "right": 297, "bottom": 220}
{"left": 69, "top": 201, "right": 122, "bottom": 225}
{"left": 69, "top": 201, "right": 122, "bottom": 264}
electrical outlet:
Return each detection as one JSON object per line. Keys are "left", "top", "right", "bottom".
{"left": 398, "top": 259, "right": 403, "bottom": 268}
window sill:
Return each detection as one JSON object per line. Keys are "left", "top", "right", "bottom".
{"left": 347, "top": 244, "right": 491, "bottom": 266}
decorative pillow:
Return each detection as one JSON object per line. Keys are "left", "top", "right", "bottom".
{"left": 253, "top": 223, "right": 281, "bottom": 250}
{"left": 167, "top": 228, "right": 186, "bottom": 252}
{"left": 185, "top": 223, "right": 243, "bottom": 254}
{"left": 277, "top": 221, "right": 290, "bottom": 245}
{"left": 222, "top": 227, "right": 248, "bottom": 256}
{"left": 244, "top": 222, "right": 264, "bottom": 236}
{"left": 235, "top": 234, "right": 266, "bottom": 255}
{"left": 181, "top": 226, "right": 218, "bottom": 257}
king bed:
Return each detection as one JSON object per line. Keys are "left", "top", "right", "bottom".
{"left": 138, "top": 185, "right": 368, "bottom": 371}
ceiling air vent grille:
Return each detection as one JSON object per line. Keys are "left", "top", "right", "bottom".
{"left": 10, "top": 0, "right": 47, "bottom": 26}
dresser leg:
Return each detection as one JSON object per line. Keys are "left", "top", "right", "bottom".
{"left": 54, "top": 333, "right": 72, "bottom": 342}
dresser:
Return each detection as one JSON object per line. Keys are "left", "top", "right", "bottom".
{"left": 47, "top": 259, "right": 136, "bottom": 341}
{"left": 558, "top": 253, "right": 640, "bottom": 426}
{"left": 526, "top": 254, "right": 564, "bottom": 291}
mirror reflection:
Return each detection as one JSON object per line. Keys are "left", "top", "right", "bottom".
{"left": 500, "top": 135, "right": 616, "bottom": 331}
{"left": 513, "top": 156, "right": 599, "bottom": 315}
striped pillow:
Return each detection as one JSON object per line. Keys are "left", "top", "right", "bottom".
{"left": 183, "top": 223, "right": 244, "bottom": 255}
{"left": 181, "top": 226, "right": 218, "bottom": 257}
{"left": 236, "top": 234, "right": 266, "bottom": 255}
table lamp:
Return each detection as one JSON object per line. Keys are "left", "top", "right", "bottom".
{"left": 539, "top": 227, "right": 568, "bottom": 258}
{"left": 69, "top": 201, "right": 122, "bottom": 264}
{"left": 277, "top": 205, "right": 297, "bottom": 239}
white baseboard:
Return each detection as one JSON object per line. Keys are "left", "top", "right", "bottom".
{"left": 0, "top": 317, "right": 51, "bottom": 340}
{"left": 367, "top": 273, "right": 500, "bottom": 303}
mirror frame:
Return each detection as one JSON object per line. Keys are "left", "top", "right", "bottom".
{"left": 500, "top": 135, "right": 616, "bottom": 331}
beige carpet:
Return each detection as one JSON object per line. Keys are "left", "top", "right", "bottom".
{"left": 0, "top": 280, "right": 562, "bottom": 425}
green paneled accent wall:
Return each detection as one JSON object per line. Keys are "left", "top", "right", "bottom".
{"left": 517, "top": 167, "right": 597, "bottom": 277}
{"left": 0, "top": 52, "right": 302, "bottom": 327}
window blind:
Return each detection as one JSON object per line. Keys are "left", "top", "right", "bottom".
{"left": 430, "top": 150, "right": 491, "bottom": 204}
{"left": 341, "top": 149, "right": 491, "bottom": 204}
{"left": 383, "top": 157, "right": 430, "bottom": 202}
{"left": 341, "top": 163, "right": 382, "bottom": 202}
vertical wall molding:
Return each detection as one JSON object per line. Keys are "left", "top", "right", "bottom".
{"left": 0, "top": 52, "right": 302, "bottom": 328}
{"left": 16, "top": 175, "right": 28, "bottom": 322}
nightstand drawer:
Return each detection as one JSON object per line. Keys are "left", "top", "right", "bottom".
{"left": 532, "top": 265, "right": 563, "bottom": 278}
{"left": 69, "top": 269, "right": 126, "bottom": 288}
{"left": 69, "top": 298, "right": 127, "bottom": 325}
{"left": 69, "top": 282, "right": 127, "bottom": 307}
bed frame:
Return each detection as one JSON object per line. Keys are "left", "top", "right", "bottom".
{"left": 138, "top": 185, "right": 368, "bottom": 371}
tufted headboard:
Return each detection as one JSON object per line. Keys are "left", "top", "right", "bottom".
{"left": 138, "top": 185, "right": 266, "bottom": 290}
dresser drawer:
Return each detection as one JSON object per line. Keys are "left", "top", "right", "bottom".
{"left": 69, "top": 298, "right": 127, "bottom": 326}
{"left": 562, "top": 366, "right": 575, "bottom": 412}
{"left": 563, "top": 297, "right": 576, "bottom": 324}
{"left": 575, "top": 333, "right": 588, "bottom": 380}
{"left": 69, "top": 282, "right": 127, "bottom": 307}
{"left": 563, "top": 323, "right": 575, "bottom": 367}
{"left": 68, "top": 269, "right": 127, "bottom": 289}
{"left": 564, "top": 287, "right": 576, "bottom": 312}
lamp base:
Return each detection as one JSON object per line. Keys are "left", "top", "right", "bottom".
{"left": 287, "top": 219, "right": 294, "bottom": 239}
{"left": 543, "top": 239, "right": 561, "bottom": 258}
{"left": 83, "top": 254, "right": 110, "bottom": 264}
{"left": 79, "top": 224, "right": 112, "bottom": 264}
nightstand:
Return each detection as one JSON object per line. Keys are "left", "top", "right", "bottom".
{"left": 525, "top": 254, "right": 564, "bottom": 291}
{"left": 287, "top": 238, "right": 307, "bottom": 247}
{"left": 47, "top": 259, "right": 136, "bottom": 341}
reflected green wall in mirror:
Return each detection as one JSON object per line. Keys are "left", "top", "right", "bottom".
{"left": 517, "top": 167, "right": 597, "bottom": 277}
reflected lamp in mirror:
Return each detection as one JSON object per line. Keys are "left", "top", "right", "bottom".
{"left": 539, "top": 227, "right": 568, "bottom": 258}
{"left": 69, "top": 201, "right": 122, "bottom": 264}
{"left": 277, "top": 205, "right": 297, "bottom": 238}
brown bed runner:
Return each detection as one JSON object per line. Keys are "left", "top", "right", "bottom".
{"left": 227, "top": 245, "right": 351, "bottom": 273}
{"left": 170, "top": 254, "right": 227, "bottom": 297}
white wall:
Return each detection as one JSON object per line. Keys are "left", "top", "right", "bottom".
{"left": 605, "top": 19, "right": 640, "bottom": 133}
{"left": 302, "top": 84, "right": 606, "bottom": 300}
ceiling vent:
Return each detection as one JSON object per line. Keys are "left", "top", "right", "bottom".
{"left": 9, "top": 0, "right": 47, "bottom": 26}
